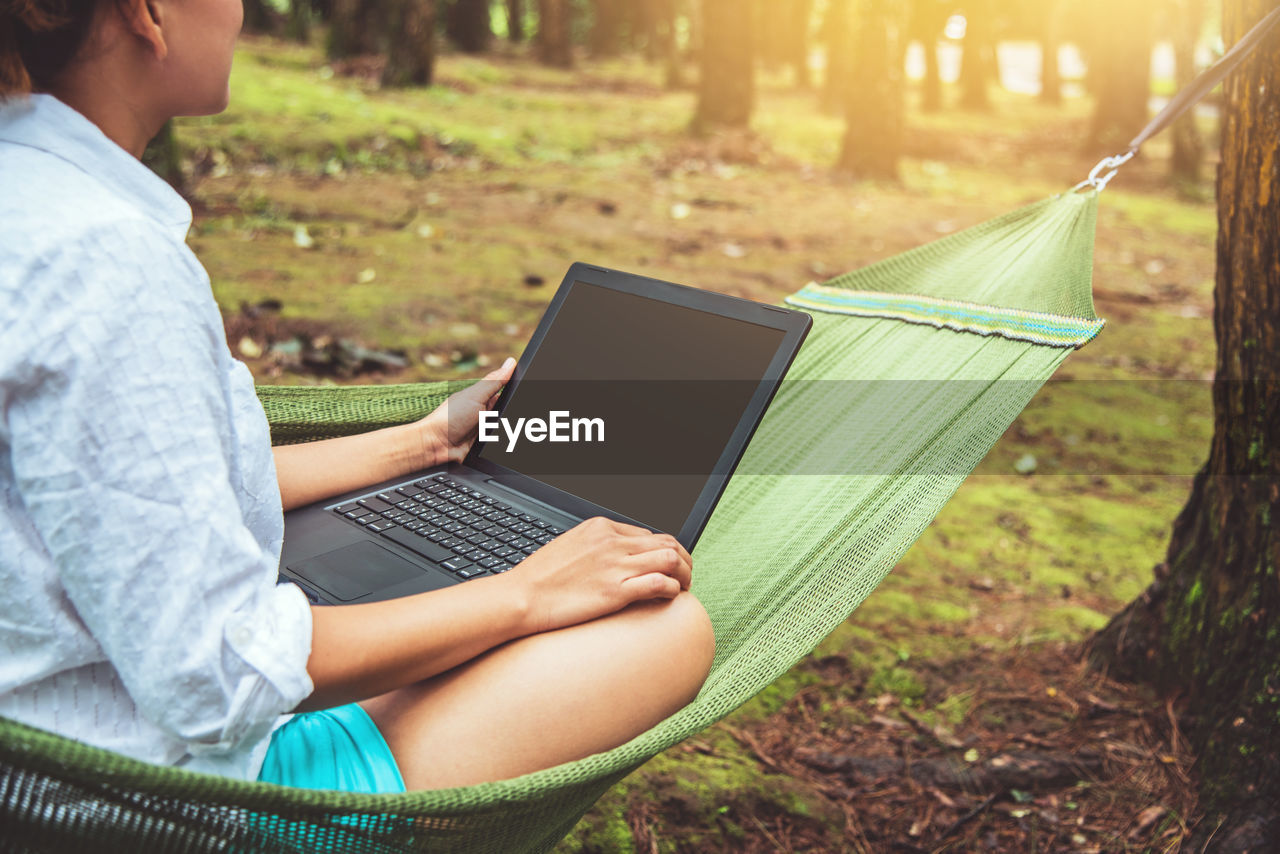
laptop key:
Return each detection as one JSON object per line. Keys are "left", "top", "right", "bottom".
{"left": 334, "top": 503, "right": 360, "bottom": 515}
{"left": 426, "top": 531, "right": 449, "bottom": 543}
{"left": 353, "top": 513, "right": 380, "bottom": 525}
{"left": 441, "top": 557, "right": 473, "bottom": 572}
{"left": 358, "top": 497, "right": 395, "bottom": 513}
{"left": 477, "top": 556, "right": 502, "bottom": 569}
{"left": 366, "top": 521, "right": 398, "bottom": 533}
{"left": 382, "top": 527, "right": 455, "bottom": 563}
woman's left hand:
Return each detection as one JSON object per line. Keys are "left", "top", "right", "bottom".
{"left": 417, "top": 357, "right": 516, "bottom": 466}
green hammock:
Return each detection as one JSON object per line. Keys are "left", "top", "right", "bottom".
{"left": 0, "top": 190, "right": 1102, "bottom": 853}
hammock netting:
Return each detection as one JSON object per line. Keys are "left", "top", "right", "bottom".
{"left": 0, "top": 190, "right": 1102, "bottom": 853}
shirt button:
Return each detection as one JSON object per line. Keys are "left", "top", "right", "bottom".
{"left": 231, "top": 626, "right": 254, "bottom": 647}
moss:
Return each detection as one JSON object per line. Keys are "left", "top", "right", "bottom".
{"left": 1186, "top": 578, "right": 1204, "bottom": 607}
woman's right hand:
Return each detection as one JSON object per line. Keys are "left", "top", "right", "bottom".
{"left": 505, "top": 516, "right": 693, "bottom": 635}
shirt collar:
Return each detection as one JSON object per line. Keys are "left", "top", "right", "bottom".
{"left": 0, "top": 94, "right": 192, "bottom": 242}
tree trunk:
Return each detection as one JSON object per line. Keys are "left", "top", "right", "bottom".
{"left": 590, "top": 0, "right": 623, "bottom": 56}
{"left": 911, "top": 0, "right": 945, "bottom": 112}
{"left": 536, "top": 0, "right": 573, "bottom": 68}
{"left": 328, "top": 0, "right": 382, "bottom": 58}
{"left": 506, "top": 0, "right": 524, "bottom": 42}
{"left": 446, "top": 0, "right": 491, "bottom": 53}
{"left": 142, "top": 121, "right": 184, "bottom": 194}
{"left": 959, "top": 0, "right": 994, "bottom": 110}
{"left": 646, "top": 0, "right": 684, "bottom": 88}
{"left": 1085, "top": 0, "right": 1153, "bottom": 152}
{"left": 820, "top": 0, "right": 852, "bottom": 113}
{"left": 242, "top": 0, "right": 274, "bottom": 33}
{"left": 1170, "top": 0, "right": 1206, "bottom": 182}
{"left": 287, "top": 0, "right": 311, "bottom": 43}
{"left": 1039, "top": 0, "right": 1062, "bottom": 105}
{"left": 836, "top": 0, "right": 904, "bottom": 179}
{"left": 789, "top": 0, "right": 813, "bottom": 88}
{"left": 693, "top": 0, "right": 755, "bottom": 131}
{"left": 1086, "top": 1, "right": 1280, "bottom": 848}
{"left": 382, "top": 0, "right": 437, "bottom": 87}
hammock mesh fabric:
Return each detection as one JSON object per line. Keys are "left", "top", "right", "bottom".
{"left": 0, "top": 191, "right": 1102, "bottom": 853}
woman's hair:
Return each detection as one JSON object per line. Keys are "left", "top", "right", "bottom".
{"left": 0, "top": 0, "right": 105, "bottom": 97}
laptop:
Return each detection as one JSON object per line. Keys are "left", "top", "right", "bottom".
{"left": 279, "top": 263, "right": 811, "bottom": 605}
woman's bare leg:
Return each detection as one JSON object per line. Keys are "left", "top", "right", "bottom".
{"left": 359, "top": 591, "right": 714, "bottom": 790}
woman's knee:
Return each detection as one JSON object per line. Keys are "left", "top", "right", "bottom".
{"left": 628, "top": 592, "right": 715, "bottom": 705}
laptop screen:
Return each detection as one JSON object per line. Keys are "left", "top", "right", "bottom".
{"left": 476, "top": 280, "right": 786, "bottom": 534}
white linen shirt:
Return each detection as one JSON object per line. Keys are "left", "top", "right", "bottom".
{"left": 0, "top": 95, "right": 314, "bottom": 780}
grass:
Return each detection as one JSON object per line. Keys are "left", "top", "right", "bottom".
{"left": 176, "top": 36, "right": 1220, "bottom": 850}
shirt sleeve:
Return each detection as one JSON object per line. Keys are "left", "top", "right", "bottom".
{"left": 5, "top": 218, "right": 314, "bottom": 754}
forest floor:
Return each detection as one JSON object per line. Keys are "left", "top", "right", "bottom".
{"left": 182, "top": 35, "right": 1221, "bottom": 852}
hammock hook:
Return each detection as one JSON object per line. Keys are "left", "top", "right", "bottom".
{"left": 1070, "top": 149, "right": 1136, "bottom": 194}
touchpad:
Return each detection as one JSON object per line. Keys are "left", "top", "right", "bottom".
{"left": 289, "top": 541, "right": 425, "bottom": 602}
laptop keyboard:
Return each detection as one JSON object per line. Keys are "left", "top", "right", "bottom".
{"left": 332, "top": 474, "right": 565, "bottom": 581}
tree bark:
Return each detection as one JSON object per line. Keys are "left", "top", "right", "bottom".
{"left": 328, "top": 0, "right": 382, "bottom": 58}
{"left": 242, "top": 0, "right": 275, "bottom": 33}
{"left": 506, "top": 0, "right": 524, "bottom": 42}
{"left": 287, "top": 0, "right": 311, "bottom": 43}
{"left": 836, "top": 0, "right": 904, "bottom": 179}
{"left": 693, "top": 0, "right": 755, "bottom": 131}
{"left": 142, "top": 121, "right": 184, "bottom": 194}
{"left": 959, "top": 0, "right": 994, "bottom": 110}
{"left": 536, "top": 0, "right": 573, "bottom": 68}
{"left": 445, "top": 0, "right": 491, "bottom": 53}
{"left": 1084, "top": 0, "right": 1153, "bottom": 152}
{"left": 820, "top": 0, "right": 852, "bottom": 114}
{"left": 1086, "top": 2, "right": 1280, "bottom": 848}
{"left": 382, "top": 0, "right": 437, "bottom": 87}
{"left": 590, "top": 0, "right": 623, "bottom": 56}
{"left": 1039, "top": 0, "right": 1062, "bottom": 105}
{"left": 1170, "top": 0, "right": 1206, "bottom": 182}
{"left": 911, "top": 0, "right": 946, "bottom": 112}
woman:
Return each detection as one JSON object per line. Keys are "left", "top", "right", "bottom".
{"left": 0, "top": 0, "right": 714, "bottom": 793}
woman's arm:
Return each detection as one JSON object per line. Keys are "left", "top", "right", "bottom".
{"left": 272, "top": 359, "right": 515, "bottom": 511}
{"left": 301, "top": 517, "right": 694, "bottom": 711}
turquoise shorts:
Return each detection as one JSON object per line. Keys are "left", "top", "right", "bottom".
{"left": 257, "top": 703, "right": 406, "bottom": 794}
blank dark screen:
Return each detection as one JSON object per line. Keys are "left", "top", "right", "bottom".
{"left": 477, "top": 281, "right": 786, "bottom": 533}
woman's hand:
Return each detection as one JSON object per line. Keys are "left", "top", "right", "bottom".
{"left": 418, "top": 357, "right": 516, "bottom": 466}
{"left": 505, "top": 516, "right": 693, "bottom": 635}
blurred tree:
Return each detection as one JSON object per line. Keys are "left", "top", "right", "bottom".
{"left": 1087, "top": 2, "right": 1280, "bottom": 849}
{"left": 910, "top": 0, "right": 948, "bottom": 112}
{"left": 383, "top": 0, "right": 437, "bottom": 85}
{"left": 243, "top": 0, "right": 274, "bottom": 33}
{"left": 537, "top": 0, "right": 574, "bottom": 67}
{"left": 329, "top": 0, "right": 382, "bottom": 57}
{"left": 758, "top": 0, "right": 813, "bottom": 88}
{"left": 1039, "top": 0, "right": 1062, "bottom": 105}
{"left": 694, "top": 0, "right": 755, "bottom": 130}
{"left": 959, "top": 0, "right": 995, "bottom": 110}
{"left": 836, "top": 0, "right": 904, "bottom": 178}
{"left": 506, "top": 0, "right": 525, "bottom": 42}
{"left": 287, "top": 0, "right": 311, "bottom": 43}
{"left": 820, "top": 0, "right": 852, "bottom": 113}
{"left": 590, "top": 0, "right": 624, "bottom": 56}
{"left": 142, "top": 121, "right": 184, "bottom": 193}
{"left": 1170, "top": 0, "right": 1206, "bottom": 182}
{"left": 643, "top": 0, "right": 686, "bottom": 88}
{"left": 1084, "top": 0, "right": 1154, "bottom": 152}
{"left": 446, "top": 0, "right": 492, "bottom": 52}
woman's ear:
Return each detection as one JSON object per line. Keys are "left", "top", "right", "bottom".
{"left": 118, "top": 0, "right": 169, "bottom": 61}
